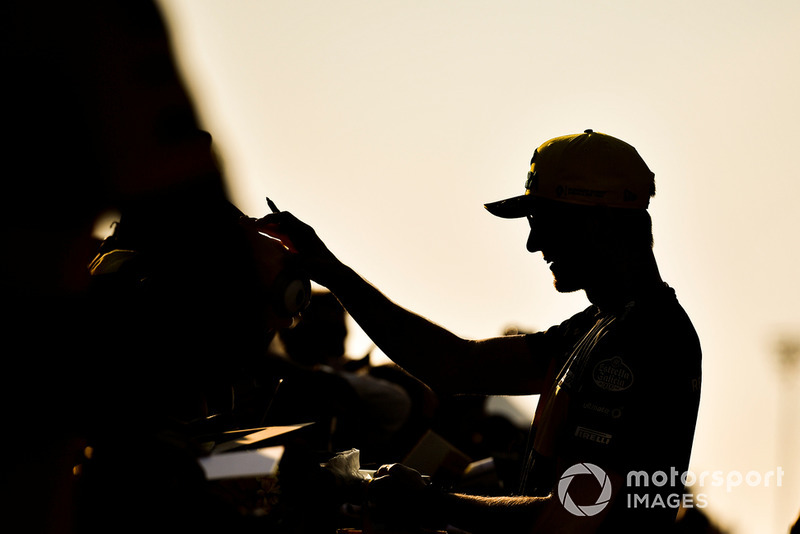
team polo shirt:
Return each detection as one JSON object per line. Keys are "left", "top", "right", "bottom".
{"left": 519, "top": 284, "right": 701, "bottom": 530}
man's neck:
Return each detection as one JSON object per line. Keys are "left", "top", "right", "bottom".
{"left": 585, "top": 250, "right": 664, "bottom": 311}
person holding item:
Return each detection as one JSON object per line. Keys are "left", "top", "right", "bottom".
{"left": 257, "top": 130, "right": 702, "bottom": 532}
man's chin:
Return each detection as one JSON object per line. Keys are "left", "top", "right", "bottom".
{"left": 553, "top": 277, "right": 583, "bottom": 294}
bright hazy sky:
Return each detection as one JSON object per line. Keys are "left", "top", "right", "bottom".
{"left": 156, "top": 1, "right": 799, "bottom": 531}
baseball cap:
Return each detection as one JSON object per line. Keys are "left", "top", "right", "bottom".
{"left": 484, "top": 129, "right": 655, "bottom": 218}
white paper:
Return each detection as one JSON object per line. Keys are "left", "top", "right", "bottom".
{"left": 198, "top": 445, "right": 284, "bottom": 480}
{"left": 211, "top": 423, "right": 314, "bottom": 454}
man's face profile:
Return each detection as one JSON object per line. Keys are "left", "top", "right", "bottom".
{"left": 526, "top": 199, "right": 598, "bottom": 294}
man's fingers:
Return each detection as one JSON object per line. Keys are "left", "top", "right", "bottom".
{"left": 255, "top": 211, "right": 315, "bottom": 237}
{"left": 375, "top": 463, "right": 396, "bottom": 478}
{"left": 254, "top": 210, "right": 294, "bottom": 228}
{"left": 373, "top": 463, "right": 425, "bottom": 489}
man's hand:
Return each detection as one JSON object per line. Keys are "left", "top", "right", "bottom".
{"left": 252, "top": 211, "right": 344, "bottom": 288}
{"left": 234, "top": 214, "right": 316, "bottom": 325}
{"left": 367, "top": 463, "right": 442, "bottom": 529}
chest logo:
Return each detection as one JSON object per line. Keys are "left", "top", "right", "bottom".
{"left": 592, "top": 356, "right": 634, "bottom": 392}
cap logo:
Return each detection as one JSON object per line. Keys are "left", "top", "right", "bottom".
{"left": 525, "top": 171, "right": 538, "bottom": 192}
{"left": 563, "top": 186, "right": 608, "bottom": 201}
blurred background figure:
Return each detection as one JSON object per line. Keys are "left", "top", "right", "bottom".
{"left": 277, "top": 291, "right": 528, "bottom": 483}
{"left": 276, "top": 291, "right": 414, "bottom": 462}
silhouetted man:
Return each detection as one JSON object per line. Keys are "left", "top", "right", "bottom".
{"left": 259, "top": 130, "right": 702, "bottom": 533}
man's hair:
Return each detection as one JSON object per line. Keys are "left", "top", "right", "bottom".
{"left": 551, "top": 200, "right": 654, "bottom": 249}
{"left": 595, "top": 207, "right": 654, "bottom": 249}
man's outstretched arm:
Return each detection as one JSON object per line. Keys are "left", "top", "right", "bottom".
{"left": 368, "top": 463, "right": 621, "bottom": 533}
{"left": 252, "top": 210, "right": 547, "bottom": 395}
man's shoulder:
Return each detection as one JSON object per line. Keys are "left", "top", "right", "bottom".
{"left": 606, "top": 286, "right": 702, "bottom": 398}
{"left": 616, "top": 285, "right": 700, "bottom": 353}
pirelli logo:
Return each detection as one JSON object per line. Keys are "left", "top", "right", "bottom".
{"left": 575, "top": 426, "right": 612, "bottom": 446}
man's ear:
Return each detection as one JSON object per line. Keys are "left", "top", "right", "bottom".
{"left": 578, "top": 209, "right": 607, "bottom": 243}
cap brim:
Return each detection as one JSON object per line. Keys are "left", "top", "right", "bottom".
{"left": 484, "top": 195, "right": 535, "bottom": 219}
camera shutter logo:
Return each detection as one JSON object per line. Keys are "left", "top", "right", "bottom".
{"left": 557, "top": 463, "right": 613, "bottom": 516}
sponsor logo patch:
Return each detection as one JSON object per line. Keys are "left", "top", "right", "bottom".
{"left": 592, "top": 357, "right": 634, "bottom": 392}
{"left": 581, "top": 401, "right": 624, "bottom": 419}
{"left": 575, "top": 426, "right": 613, "bottom": 446}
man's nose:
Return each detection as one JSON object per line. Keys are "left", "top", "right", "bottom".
{"left": 526, "top": 229, "right": 542, "bottom": 253}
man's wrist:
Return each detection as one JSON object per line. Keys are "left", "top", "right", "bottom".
{"left": 320, "top": 261, "right": 358, "bottom": 293}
